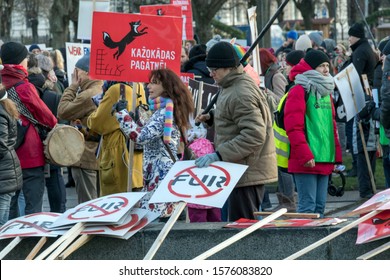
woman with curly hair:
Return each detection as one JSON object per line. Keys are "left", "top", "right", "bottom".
{"left": 114, "top": 68, "right": 194, "bottom": 218}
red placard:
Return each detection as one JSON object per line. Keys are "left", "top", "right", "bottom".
{"left": 171, "top": 0, "right": 194, "bottom": 40}
{"left": 356, "top": 210, "right": 390, "bottom": 244}
{"left": 140, "top": 4, "right": 182, "bottom": 17}
{"left": 90, "top": 12, "right": 182, "bottom": 82}
{"left": 180, "top": 72, "right": 194, "bottom": 86}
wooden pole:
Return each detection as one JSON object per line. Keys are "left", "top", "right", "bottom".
{"left": 34, "top": 222, "right": 85, "bottom": 260}
{"left": 127, "top": 83, "right": 138, "bottom": 192}
{"left": 193, "top": 208, "right": 287, "bottom": 260}
{"left": 45, "top": 226, "right": 86, "bottom": 260}
{"left": 57, "top": 235, "right": 93, "bottom": 260}
{"left": 285, "top": 210, "right": 381, "bottom": 260}
{"left": 356, "top": 240, "right": 390, "bottom": 260}
{"left": 25, "top": 237, "right": 48, "bottom": 260}
{"left": 0, "top": 236, "right": 23, "bottom": 260}
{"left": 253, "top": 212, "right": 320, "bottom": 219}
{"left": 143, "top": 201, "right": 186, "bottom": 260}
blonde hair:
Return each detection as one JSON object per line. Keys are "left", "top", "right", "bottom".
{"left": 0, "top": 85, "right": 19, "bottom": 119}
{"left": 50, "top": 49, "right": 65, "bottom": 70}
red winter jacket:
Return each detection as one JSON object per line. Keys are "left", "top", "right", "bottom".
{"left": 1, "top": 64, "right": 57, "bottom": 169}
{"left": 285, "top": 59, "right": 342, "bottom": 175}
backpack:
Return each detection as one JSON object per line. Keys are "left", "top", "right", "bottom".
{"left": 273, "top": 86, "right": 309, "bottom": 130}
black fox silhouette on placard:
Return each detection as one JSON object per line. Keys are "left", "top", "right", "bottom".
{"left": 103, "top": 20, "right": 148, "bottom": 60}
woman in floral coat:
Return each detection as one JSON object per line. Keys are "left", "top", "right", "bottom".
{"left": 115, "top": 69, "right": 194, "bottom": 217}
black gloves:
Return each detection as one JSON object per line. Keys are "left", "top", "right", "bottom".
{"left": 358, "top": 100, "right": 376, "bottom": 119}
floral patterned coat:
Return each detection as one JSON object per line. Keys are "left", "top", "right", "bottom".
{"left": 116, "top": 107, "right": 180, "bottom": 217}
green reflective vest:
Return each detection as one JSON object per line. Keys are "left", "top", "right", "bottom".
{"left": 273, "top": 94, "right": 289, "bottom": 168}
{"left": 305, "top": 93, "right": 335, "bottom": 162}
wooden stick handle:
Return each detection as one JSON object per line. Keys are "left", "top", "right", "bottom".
{"left": 57, "top": 235, "right": 93, "bottom": 260}
{"left": 254, "top": 211, "right": 320, "bottom": 219}
{"left": 45, "top": 224, "right": 86, "bottom": 260}
{"left": 193, "top": 208, "right": 288, "bottom": 260}
{"left": 285, "top": 210, "right": 381, "bottom": 260}
{"left": 143, "top": 202, "right": 186, "bottom": 260}
{"left": 0, "top": 236, "right": 23, "bottom": 260}
{"left": 34, "top": 222, "right": 84, "bottom": 260}
{"left": 356, "top": 240, "right": 390, "bottom": 260}
{"left": 25, "top": 237, "right": 48, "bottom": 260}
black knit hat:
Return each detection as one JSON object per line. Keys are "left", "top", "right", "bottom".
{"left": 304, "top": 49, "right": 330, "bottom": 70}
{"left": 189, "top": 44, "right": 206, "bottom": 59}
{"left": 348, "top": 23, "right": 365, "bottom": 39}
{"left": 286, "top": 50, "right": 305, "bottom": 66}
{"left": 383, "top": 40, "right": 390, "bottom": 56}
{"left": 1, "top": 42, "right": 28, "bottom": 65}
{"left": 206, "top": 42, "right": 240, "bottom": 68}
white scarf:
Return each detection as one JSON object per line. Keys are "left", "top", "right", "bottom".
{"left": 294, "top": 70, "right": 335, "bottom": 100}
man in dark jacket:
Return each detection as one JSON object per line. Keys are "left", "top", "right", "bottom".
{"left": 344, "top": 23, "right": 378, "bottom": 198}
{"left": 342, "top": 23, "right": 378, "bottom": 179}
{"left": 183, "top": 44, "right": 214, "bottom": 84}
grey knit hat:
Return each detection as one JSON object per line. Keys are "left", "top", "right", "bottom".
{"left": 206, "top": 35, "right": 222, "bottom": 52}
{"left": 75, "top": 53, "right": 90, "bottom": 72}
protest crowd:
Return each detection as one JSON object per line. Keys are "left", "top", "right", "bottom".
{"left": 1, "top": 10, "right": 390, "bottom": 232}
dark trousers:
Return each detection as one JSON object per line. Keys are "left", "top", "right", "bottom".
{"left": 9, "top": 166, "right": 45, "bottom": 219}
{"left": 357, "top": 151, "right": 377, "bottom": 198}
{"left": 46, "top": 165, "right": 66, "bottom": 213}
{"left": 382, "top": 145, "right": 390, "bottom": 188}
{"left": 228, "top": 185, "right": 265, "bottom": 221}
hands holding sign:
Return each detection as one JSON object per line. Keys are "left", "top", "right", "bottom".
{"left": 195, "top": 153, "right": 221, "bottom": 167}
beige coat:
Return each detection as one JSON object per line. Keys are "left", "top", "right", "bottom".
{"left": 212, "top": 66, "right": 277, "bottom": 187}
{"left": 57, "top": 79, "right": 103, "bottom": 170}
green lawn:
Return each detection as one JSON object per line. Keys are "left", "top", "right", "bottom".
{"left": 267, "top": 153, "right": 387, "bottom": 192}
{"left": 332, "top": 153, "right": 387, "bottom": 191}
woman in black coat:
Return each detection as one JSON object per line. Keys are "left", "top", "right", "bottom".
{"left": 0, "top": 84, "right": 23, "bottom": 225}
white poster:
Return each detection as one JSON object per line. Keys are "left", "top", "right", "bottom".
{"left": 247, "top": 6, "right": 261, "bottom": 76}
{"left": 50, "top": 192, "right": 146, "bottom": 228}
{"left": 334, "top": 64, "right": 366, "bottom": 121}
{"left": 0, "top": 212, "right": 66, "bottom": 240}
{"left": 65, "top": 42, "right": 90, "bottom": 84}
{"left": 122, "top": 211, "right": 160, "bottom": 240}
{"left": 81, "top": 208, "right": 149, "bottom": 237}
{"left": 77, "top": 0, "right": 110, "bottom": 40}
{"left": 149, "top": 161, "right": 248, "bottom": 208}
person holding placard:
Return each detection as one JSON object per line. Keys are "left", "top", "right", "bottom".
{"left": 284, "top": 49, "right": 342, "bottom": 217}
{"left": 113, "top": 68, "right": 194, "bottom": 218}
{"left": 195, "top": 41, "right": 277, "bottom": 221}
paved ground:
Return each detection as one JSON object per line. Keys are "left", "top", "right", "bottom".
{"left": 42, "top": 168, "right": 365, "bottom": 218}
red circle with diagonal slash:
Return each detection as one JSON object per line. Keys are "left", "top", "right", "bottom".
{"left": 67, "top": 196, "right": 129, "bottom": 220}
{"left": 168, "top": 164, "right": 230, "bottom": 198}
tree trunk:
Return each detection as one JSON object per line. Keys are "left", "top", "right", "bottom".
{"left": 293, "top": 0, "right": 315, "bottom": 30}
{"left": 50, "top": 0, "right": 72, "bottom": 49}
{"left": 0, "top": 0, "right": 14, "bottom": 40}
{"left": 191, "top": 0, "right": 228, "bottom": 43}
{"left": 255, "top": 0, "right": 271, "bottom": 48}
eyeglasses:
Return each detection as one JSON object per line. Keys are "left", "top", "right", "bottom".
{"left": 207, "top": 67, "right": 219, "bottom": 73}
